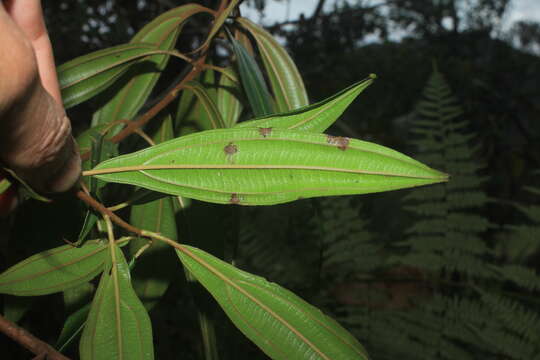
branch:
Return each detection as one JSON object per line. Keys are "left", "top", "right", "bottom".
{"left": 267, "top": 3, "right": 387, "bottom": 32}
{"left": 310, "top": 0, "right": 327, "bottom": 21}
{"left": 110, "top": 55, "right": 208, "bottom": 145}
{"left": 0, "top": 313, "right": 71, "bottom": 360}
{"left": 76, "top": 189, "right": 143, "bottom": 235}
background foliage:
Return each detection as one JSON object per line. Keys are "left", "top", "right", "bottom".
{"left": 1, "top": 0, "right": 539, "bottom": 359}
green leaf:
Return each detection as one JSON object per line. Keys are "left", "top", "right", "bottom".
{"left": 88, "top": 127, "right": 447, "bottom": 205}
{"left": 129, "top": 197, "right": 177, "bottom": 310}
{"left": 236, "top": 76, "right": 375, "bottom": 132}
{"left": 184, "top": 80, "right": 226, "bottom": 129}
{"left": 57, "top": 304, "right": 91, "bottom": 352}
{"left": 130, "top": 115, "right": 178, "bottom": 310}
{"left": 198, "top": 0, "right": 239, "bottom": 50}
{"left": 80, "top": 243, "right": 153, "bottom": 360}
{"left": 200, "top": 64, "right": 218, "bottom": 101}
{"left": 175, "top": 71, "right": 224, "bottom": 133}
{"left": 58, "top": 43, "right": 161, "bottom": 109}
{"left": 0, "top": 240, "right": 108, "bottom": 296}
{"left": 76, "top": 127, "right": 119, "bottom": 246}
{"left": 76, "top": 124, "right": 112, "bottom": 156}
{"left": 237, "top": 17, "right": 308, "bottom": 112}
{"left": 176, "top": 245, "right": 369, "bottom": 360}
{"left": 174, "top": 65, "right": 228, "bottom": 132}
{"left": 2, "top": 167, "right": 51, "bottom": 203}
{"left": 230, "top": 37, "right": 274, "bottom": 117}
{"left": 76, "top": 210, "right": 99, "bottom": 247}
{"left": 217, "top": 67, "right": 244, "bottom": 127}
{"left": 87, "top": 129, "right": 119, "bottom": 192}
{"left": 92, "top": 4, "right": 212, "bottom": 134}
{"left": 235, "top": 27, "right": 256, "bottom": 56}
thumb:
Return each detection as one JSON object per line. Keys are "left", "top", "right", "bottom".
{"left": 0, "top": 82, "right": 81, "bottom": 193}
{"left": 0, "top": 2, "right": 80, "bottom": 193}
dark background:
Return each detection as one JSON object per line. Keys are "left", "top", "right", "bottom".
{"left": 1, "top": 0, "right": 540, "bottom": 359}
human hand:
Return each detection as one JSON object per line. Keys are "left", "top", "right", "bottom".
{"left": 0, "top": 0, "right": 81, "bottom": 199}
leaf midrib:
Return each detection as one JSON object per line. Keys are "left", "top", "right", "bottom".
{"left": 91, "top": 164, "right": 440, "bottom": 180}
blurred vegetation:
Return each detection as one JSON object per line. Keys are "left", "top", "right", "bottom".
{"left": 1, "top": 0, "right": 540, "bottom": 358}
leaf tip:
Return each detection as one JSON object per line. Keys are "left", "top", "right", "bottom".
{"left": 369, "top": 73, "right": 377, "bottom": 80}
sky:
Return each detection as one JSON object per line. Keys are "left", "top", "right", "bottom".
{"left": 505, "top": 0, "right": 540, "bottom": 27}
{"left": 240, "top": 0, "right": 540, "bottom": 30}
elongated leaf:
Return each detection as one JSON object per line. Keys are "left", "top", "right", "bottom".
{"left": 92, "top": 4, "right": 212, "bottom": 133}
{"left": 200, "top": 64, "right": 218, "bottom": 101}
{"left": 175, "top": 82, "right": 197, "bottom": 133}
{"left": 129, "top": 197, "right": 177, "bottom": 310}
{"left": 88, "top": 127, "right": 447, "bottom": 205}
{"left": 130, "top": 115, "right": 178, "bottom": 310}
{"left": 176, "top": 245, "right": 369, "bottom": 359}
{"left": 77, "top": 124, "right": 119, "bottom": 178}
{"left": 199, "top": 0, "right": 239, "bottom": 50}
{"left": 76, "top": 127, "right": 119, "bottom": 245}
{"left": 76, "top": 210, "right": 99, "bottom": 248}
{"left": 237, "top": 18, "right": 308, "bottom": 112}
{"left": 217, "top": 67, "right": 244, "bottom": 127}
{"left": 2, "top": 167, "right": 51, "bottom": 203}
{"left": 76, "top": 124, "right": 112, "bottom": 156}
{"left": 87, "top": 129, "right": 119, "bottom": 191}
{"left": 235, "top": 28, "right": 256, "bottom": 58}
{"left": 80, "top": 243, "right": 153, "bottom": 360}
{"left": 175, "top": 72, "right": 225, "bottom": 132}
{"left": 0, "top": 240, "right": 108, "bottom": 296}
{"left": 56, "top": 304, "right": 91, "bottom": 352}
{"left": 59, "top": 43, "right": 160, "bottom": 109}
{"left": 184, "top": 80, "right": 226, "bottom": 129}
{"left": 230, "top": 38, "right": 274, "bottom": 117}
{"left": 236, "top": 76, "right": 375, "bottom": 132}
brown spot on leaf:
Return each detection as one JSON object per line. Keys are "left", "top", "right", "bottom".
{"left": 230, "top": 193, "right": 240, "bottom": 204}
{"left": 327, "top": 135, "right": 350, "bottom": 151}
{"left": 259, "top": 127, "right": 273, "bottom": 137}
{"left": 224, "top": 142, "right": 238, "bottom": 163}
{"left": 224, "top": 142, "right": 238, "bottom": 155}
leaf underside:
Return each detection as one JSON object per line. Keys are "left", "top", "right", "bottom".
{"left": 80, "top": 244, "right": 153, "bottom": 360}
{"left": 0, "top": 240, "right": 108, "bottom": 296}
{"left": 177, "top": 245, "right": 369, "bottom": 360}
{"left": 236, "top": 76, "right": 375, "bottom": 132}
{"left": 90, "top": 128, "right": 447, "bottom": 205}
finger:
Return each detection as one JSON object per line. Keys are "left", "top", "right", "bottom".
{"left": 4, "top": 0, "right": 62, "bottom": 104}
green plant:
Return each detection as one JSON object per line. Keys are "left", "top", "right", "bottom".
{"left": 321, "top": 66, "right": 540, "bottom": 360}
{"left": 0, "top": 2, "right": 448, "bottom": 359}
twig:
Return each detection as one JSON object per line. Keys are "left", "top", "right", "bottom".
{"left": 76, "top": 190, "right": 142, "bottom": 235}
{"left": 0, "top": 313, "right": 71, "bottom": 360}
{"left": 109, "top": 55, "right": 208, "bottom": 145}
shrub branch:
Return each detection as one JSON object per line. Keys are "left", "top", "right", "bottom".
{"left": 0, "top": 314, "right": 71, "bottom": 360}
